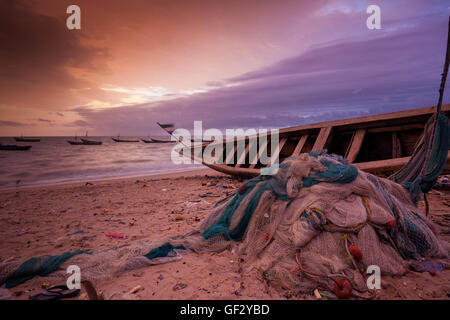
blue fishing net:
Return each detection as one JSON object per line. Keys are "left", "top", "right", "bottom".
{"left": 0, "top": 250, "right": 88, "bottom": 288}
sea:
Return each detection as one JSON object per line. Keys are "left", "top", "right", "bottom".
{"left": 0, "top": 136, "right": 202, "bottom": 189}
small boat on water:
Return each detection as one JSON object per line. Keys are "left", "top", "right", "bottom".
{"left": 14, "top": 136, "right": 40, "bottom": 142}
{"left": 80, "top": 139, "right": 102, "bottom": 145}
{"left": 141, "top": 138, "right": 156, "bottom": 143}
{"left": 67, "top": 140, "right": 85, "bottom": 145}
{"left": 178, "top": 104, "right": 450, "bottom": 177}
{"left": 80, "top": 132, "right": 102, "bottom": 145}
{"left": 112, "top": 137, "right": 140, "bottom": 143}
{"left": 150, "top": 137, "right": 176, "bottom": 143}
{"left": 0, "top": 144, "right": 32, "bottom": 151}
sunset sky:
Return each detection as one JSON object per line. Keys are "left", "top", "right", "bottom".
{"left": 0, "top": 0, "right": 449, "bottom": 136}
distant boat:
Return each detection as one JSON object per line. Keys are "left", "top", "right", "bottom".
{"left": 14, "top": 136, "right": 40, "bottom": 142}
{"left": 141, "top": 138, "right": 156, "bottom": 143}
{"left": 80, "top": 139, "right": 102, "bottom": 145}
{"left": 67, "top": 133, "right": 100, "bottom": 145}
{"left": 150, "top": 137, "right": 176, "bottom": 143}
{"left": 0, "top": 144, "right": 32, "bottom": 151}
{"left": 67, "top": 140, "right": 85, "bottom": 145}
{"left": 112, "top": 135, "right": 139, "bottom": 142}
{"left": 80, "top": 131, "right": 102, "bottom": 145}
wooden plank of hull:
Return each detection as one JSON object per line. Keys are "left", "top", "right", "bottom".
{"left": 249, "top": 139, "right": 268, "bottom": 169}
{"left": 281, "top": 104, "right": 450, "bottom": 135}
{"left": 268, "top": 137, "right": 287, "bottom": 166}
{"left": 202, "top": 151, "right": 450, "bottom": 177}
{"left": 292, "top": 135, "right": 308, "bottom": 156}
{"left": 355, "top": 151, "right": 450, "bottom": 174}
{"left": 345, "top": 129, "right": 366, "bottom": 163}
{"left": 237, "top": 142, "right": 250, "bottom": 167}
{"left": 392, "top": 132, "right": 402, "bottom": 158}
{"left": 312, "top": 127, "right": 332, "bottom": 151}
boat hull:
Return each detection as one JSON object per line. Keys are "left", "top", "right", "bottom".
{"left": 0, "top": 145, "right": 32, "bottom": 151}
{"left": 179, "top": 104, "right": 450, "bottom": 177}
{"left": 81, "top": 139, "right": 102, "bottom": 145}
{"left": 111, "top": 138, "right": 139, "bottom": 143}
{"left": 14, "top": 137, "right": 40, "bottom": 142}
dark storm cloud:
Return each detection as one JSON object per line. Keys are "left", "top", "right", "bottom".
{"left": 0, "top": 0, "right": 108, "bottom": 109}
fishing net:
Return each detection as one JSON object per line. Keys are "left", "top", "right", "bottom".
{"left": 1, "top": 116, "right": 448, "bottom": 298}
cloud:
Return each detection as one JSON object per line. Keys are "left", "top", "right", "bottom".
{"left": 66, "top": 120, "right": 95, "bottom": 128}
{"left": 0, "top": 1, "right": 108, "bottom": 109}
{"left": 70, "top": 10, "right": 449, "bottom": 135}
{"left": 36, "top": 118, "right": 54, "bottom": 123}
{"left": 56, "top": 112, "right": 64, "bottom": 117}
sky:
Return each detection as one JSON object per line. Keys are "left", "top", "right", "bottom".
{"left": 0, "top": 0, "right": 449, "bottom": 136}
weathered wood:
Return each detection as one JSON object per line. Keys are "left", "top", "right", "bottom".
{"left": 249, "top": 139, "right": 268, "bottom": 169}
{"left": 312, "top": 127, "right": 332, "bottom": 151}
{"left": 269, "top": 137, "right": 287, "bottom": 165}
{"left": 179, "top": 105, "right": 450, "bottom": 177}
{"left": 392, "top": 132, "right": 402, "bottom": 158}
{"left": 292, "top": 135, "right": 308, "bottom": 156}
{"left": 237, "top": 141, "right": 250, "bottom": 167}
{"left": 355, "top": 152, "right": 450, "bottom": 173}
{"left": 345, "top": 129, "right": 366, "bottom": 163}
{"left": 367, "top": 123, "right": 424, "bottom": 134}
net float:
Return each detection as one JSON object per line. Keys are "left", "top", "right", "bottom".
{"left": 333, "top": 278, "right": 352, "bottom": 299}
{"left": 348, "top": 245, "right": 363, "bottom": 262}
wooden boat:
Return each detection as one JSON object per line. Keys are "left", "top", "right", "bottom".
{"left": 180, "top": 104, "right": 450, "bottom": 177}
{"left": 14, "top": 137, "right": 40, "bottom": 142}
{"left": 80, "top": 132, "right": 102, "bottom": 145}
{"left": 112, "top": 137, "right": 140, "bottom": 143}
{"left": 0, "top": 144, "right": 32, "bottom": 151}
{"left": 67, "top": 135, "right": 86, "bottom": 145}
{"left": 80, "top": 139, "right": 102, "bottom": 145}
{"left": 150, "top": 137, "right": 176, "bottom": 143}
{"left": 141, "top": 138, "right": 157, "bottom": 143}
{"left": 67, "top": 140, "right": 85, "bottom": 145}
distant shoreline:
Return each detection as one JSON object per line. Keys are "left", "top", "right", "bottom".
{"left": 0, "top": 167, "right": 221, "bottom": 191}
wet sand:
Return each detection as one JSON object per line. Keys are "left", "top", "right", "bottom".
{"left": 0, "top": 170, "right": 449, "bottom": 300}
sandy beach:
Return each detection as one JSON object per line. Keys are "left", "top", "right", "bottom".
{"left": 0, "top": 169, "right": 449, "bottom": 300}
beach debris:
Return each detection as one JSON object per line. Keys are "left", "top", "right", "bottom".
{"left": 313, "top": 288, "right": 322, "bottom": 300}
{"left": 172, "top": 283, "right": 188, "bottom": 291}
{"left": 162, "top": 188, "right": 167, "bottom": 192}
{"left": 74, "top": 230, "right": 84, "bottom": 235}
{"left": 348, "top": 245, "right": 363, "bottom": 262}
{"left": 409, "top": 261, "right": 445, "bottom": 275}
{"left": 333, "top": 278, "right": 352, "bottom": 299}
{"left": 106, "top": 233, "right": 124, "bottom": 239}
{"left": 82, "top": 280, "right": 103, "bottom": 300}
{"left": 175, "top": 215, "right": 184, "bottom": 221}
{"left": 85, "top": 182, "right": 93, "bottom": 186}
{"left": 129, "top": 285, "right": 142, "bottom": 294}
